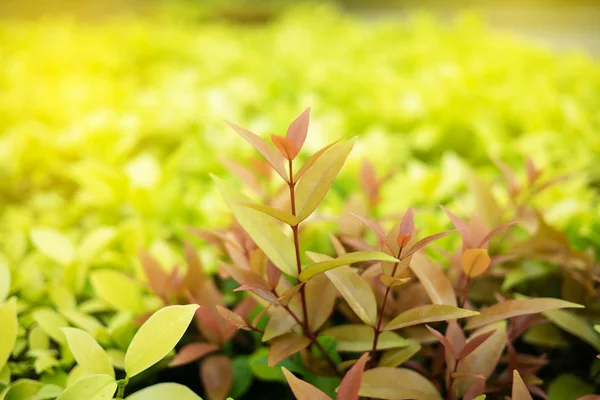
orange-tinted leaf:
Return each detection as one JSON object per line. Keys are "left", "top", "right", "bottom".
{"left": 220, "top": 262, "right": 269, "bottom": 291}
{"left": 409, "top": 252, "right": 457, "bottom": 306}
{"left": 401, "top": 230, "right": 456, "bottom": 260}
{"left": 139, "top": 250, "right": 169, "bottom": 301}
{"left": 323, "top": 325, "right": 409, "bottom": 352}
{"left": 277, "top": 282, "right": 306, "bottom": 306}
{"left": 220, "top": 156, "right": 263, "bottom": 196}
{"left": 525, "top": 157, "right": 540, "bottom": 185}
{"left": 477, "top": 221, "right": 519, "bottom": 248}
{"left": 461, "top": 249, "right": 491, "bottom": 278}
{"left": 215, "top": 305, "right": 248, "bottom": 330}
{"left": 399, "top": 206, "right": 415, "bottom": 236}
{"left": 271, "top": 135, "right": 297, "bottom": 160}
{"left": 396, "top": 234, "right": 411, "bottom": 249}
{"left": 465, "top": 298, "right": 583, "bottom": 330}
{"left": 268, "top": 333, "right": 311, "bottom": 367}
{"left": 338, "top": 352, "right": 369, "bottom": 400}
{"left": 169, "top": 342, "right": 220, "bottom": 367}
{"left": 426, "top": 325, "right": 456, "bottom": 357}
{"left": 350, "top": 213, "right": 393, "bottom": 253}
{"left": 305, "top": 273, "right": 336, "bottom": 331}
{"left": 240, "top": 202, "right": 298, "bottom": 226}
{"left": 492, "top": 156, "right": 519, "bottom": 195}
{"left": 285, "top": 108, "right": 311, "bottom": 158}
{"left": 379, "top": 275, "right": 410, "bottom": 288}
{"left": 359, "top": 367, "right": 442, "bottom": 400}
{"left": 384, "top": 305, "right": 478, "bottom": 331}
{"left": 361, "top": 161, "right": 379, "bottom": 205}
{"left": 263, "top": 306, "right": 297, "bottom": 342}
{"left": 458, "top": 330, "right": 496, "bottom": 360}
{"left": 225, "top": 121, "right": 288, "bottom": 181}
{"left": 441, "top": 206, "right": 472, "bottom": 247}
{"left": 281, "top": 367, "right": 332, "bottom": 400}
{"left": 266, "top": 261, "right": 282, "bottom": 289}
{"left": 200, "top": 355, "right": 233, "bottom": 400}
{"left": 512, "top": 370, "right": 533, "bottom": 400}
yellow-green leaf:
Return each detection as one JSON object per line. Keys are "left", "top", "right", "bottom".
{"left": 0, "top": 261, "right": 10, "bottom": 303}
{"left": 126, "top": 383, "right": 203, "bottom": 400}
{"left": 215, "top": 178, "right": 297, "bottom": 277}
{"left": 359, "top": 367, "right": 442, "bottom": 400}
{"left": 240, "top": 203, "right": 298, "bottom": 226}
{"left": 294, "top": 139, "right": 354, "bottom": 221}
{"left": 461, "top": 249, "right": 491, "bottom": 278}
{"left": 0, "top": 299, "right": 17, "bottom": 371}
{"left": 305, "top": 273, "right": 337, "bottom": 331}
{"left": 409, "top": 253, "right": 456, "bottom": 306}
{"left": 263, "top": 306, "right": 297, "bottom": 342}
{"left": 4, "top": 379, "right": 42, "bottom": 400}
{"left": 32, "top": 307, "right": 69, "bottom": 345}
{"left": 30, "top": 228, "right": 75, "bottom": 265}
{"left": 62, "top": 328, "right": 114, "bottom": 378}
{"left": 295, "top": 136, "right": 346, "bottom": 181}
{"left": 379, "top": 340, "right": 421, "bottom": 367}
{"left": 299, "top": 251, "right": 399, "bottom": 282}
{"left": 384, "top": 305, "right": 479, "bottom": 331}
{"left": 323, "top": 325, "right": 409, "bottom": 352}
{"left": 56, "top": 374, "right": 116, "bottom": 400}
{"left": 544, "top": 308, "right": 600, "bottom": 351}
{"left": 77, "top": 227, "right": 116, "bottom": 262}
{"left": 125, "top": 304, "right": 199, "bottom": 377}
{"left": 90, "top": 269, "right": 144, "bottom": 313}
{"left": 465, "top": 298, "right": 583, "bottom": 330}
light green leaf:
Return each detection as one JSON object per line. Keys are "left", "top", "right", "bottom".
{"left": 322, "top": 325, "right": 409, "bottom": 352}
{"left": 4, "top": 379, "right": 42, "bottom": 400}
{"left": 468, "top": 171, "right": 503, "bottom": 230}
{"left": 240, "top": 203, "right": 298, "bottom": 226}
{"left": 544, "top": 308, "right": 600, "bottom": 351}
{"left": 379, "top": 340, "right": 421, "bottom": 367}
{"left": 90, "top": 269, "right": 144, "bottom": 313}
{"left": 61, "top": 309, "right": 108, "bottom": 342}
{"left": 30, "top": 228, "right": 75, "bottom": 265}
{"left": 384, "top": 305, "right": 479, "bottom": 331}
{"left": 359, "top": 367, "right": 442, "bottom": 400}
{"left": 547, "top": 374, "right": 594, "bottom": 400}
{"left": 77, "top": 227, "right": 116, "bottom": 262}
{"left": 299, "top": 251, "right": 399, "bottom": 282}
{"left": 214, "top": 178, "right": 297, "bottom": 277}
{"left": 0, "top": 299, "right": 17, "bottom": 371}
{"left": 62, "top": 328, "right": 114, "bottom": 378}
{"left": 36, "top": 384, "right": 63, "bottom": 399}
{"left": 56, "top": 374, "right": 117, "bottom": 400}
{"left": 295, "top": 139, "right": 354, "bottom": 221}
{"left": 32, "top": 308, "right": 69, "bottom": 345}
{"left": 523, "top": 323, "right": 568, "bottom": 348}
{"left": 126, "top": 383, "right": 203, "bottom": 400}
{"left": 465, "top": 298, "right": 583, "bottom": 330}
{"left": 0, "top": 261, "right": 10, "bottom": 303}
{"left": 125, "top": 304, "right": 199, "bottom": 378}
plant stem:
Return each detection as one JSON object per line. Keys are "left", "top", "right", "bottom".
{"left": 288, "top": 158, "right": 310, "bottom": 331}
{"left": 368, "top": 247, "right": 403, "bottom": 369}
{"left": 446, "top": 357, "right": 461, "bottom": 400}
{"left": 116, "top": 376, "right": 129, "bottom": 399}
{"left": 460, "top": 276, "right": 472, "bottom": 308}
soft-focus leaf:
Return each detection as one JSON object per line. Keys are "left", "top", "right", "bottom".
{"left": 350, "top": 213, "right": 393, "bottom": 252}
{"left": 0, "top": 299, "right": 17, "bottom": 371}
{"left": 359, "top": 367, "right": 442, "bottom": 400}
{"left": 285, "top": 107, "right": 310, "bottom": 159}
{"left": 409, "top": 252, "right": 457, "bottom": 306}
{"left": 548, "top": 374, "right": 595, "bottom": 400}
{"left": 215, "top": 305, "right": 248, "bottom": 330}
{"left": 384, "top": 305, "right": 478, "bottom": 331}
{"left": 544, "top": 308, "right": 600, "bottom": 351}
{"left": 401, "top": 230, "right": 456, "bottom": 260}
{"left": 56, "top": 374, "right": 116, "bottom": 400}
{"left": 62, "top": 328, "right": 114, "bottom": 378}
{"left": 4, "top": 379, "right": 42, "bottom": 400}
{"left": 323, "top": 325, "right": 409, "bottom": 352}
{"left": 305, "top": 273, "right": 336, "bottom": 331}
{"left": 469, "top": 171, "right": 503, "bottom": 229}
{"left": 225, "top": 121, "right": 288, "bottom": 181}
{"left": 465, "top": 298, "right": 583, "bottom": 330}
{"left": 461, "top": 249, "right": 491, "bottom": 278}
{"left": 126, "top": 383, "right": 202, "bottom": 400}
{"left": 295, "top": 139, "right": 354, "bottom": 221}
{"left": 201, "top": 355, "right": 233, "bottom": 400}
{"left": 267, "top": 333, "right": 311, "bottom": 367}
{"left": 77, "top": 227, "right": 116, "bottom": 262}
{"left": 30, "top": 228, "right": 75, "bottom": 265}
{"left": 215, "top": 178, "right": 297, "bottom": 277}
{"left": 240, "top": 203, "right": 298, "bottom": 226}
{"left": 229, "top": 356, "right": 254, "bottom": 399}
{"left": 169, "top": 342, "right": 220, "bottom": 367}
{"left": 90, "top": 269, "right": 144, "bottom": 313}
{"left": 32, "top": 307, "right": 69, "bottom": 345}
{"left": 337, "top": 352, "right": 369, "bottom": 400}
{"left": 139, "top": 251, "right": 170, "bottom": 301}
{"left": 125, "top": 305, "right": 199, "bottom": 377}
{"left": 281, "top": 367, "right": 331, "bottom": 400}
{"left": 379, "top": 340, "right": 421, "bottom": 367}
{"left": 300, "top": 251, "right": 398, "bottom": 281}
{"left": 0, "top": 261, "right": 10, "bottom": 303}
{"left": 523, "top": 323, "right": 568, "bottom": 348}
{"left": 512, "top": 370, "right": 533, "bottom": 400}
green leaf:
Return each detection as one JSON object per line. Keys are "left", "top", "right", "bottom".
{"left": 90, "top": 269, "right": 144, "bottom": 313}
{"left": 379, "top": 340, "right": 421, "bottom": 367}
{"left": 240, "top": 203, "right": 298, "bottom": 226}
{"left": 502, "top": 261, "right": 556, "bottom": 291}
{"left": 384, "top": 305, "right": 478, "bottom": 331}
{"left": 294, "top": 139, "right": 354, "bottom": 221}
{"left": 229, "top": 356, "right": 254, "bottom": 399}
{"left": 322, "top": 325, "right": 409, "bottom": 352}
{"left": 0, "top": 261, "right": 10, "bottom": 303}
{"left": 126, "top": 383, "right": 203, "bottom": 400}
{"left": 125, "top": 304, "right": 199, "bottom": 378}
{"left": 77, "top": 227, "right": 116, "bottom": 262}
{"left": 0, "top": 299, "right": 17, "bottom": 371}
{"left": 358, "top": 367, "right": 442, "bottom": 400}
{"left": 214, "top": 178, "right": 297, "bottom": 277}
{"left": 547, "top": 374, "right": 594, "bottom": 400}
{"left": 62, "top": 328, "right": 114, "bottom": 378}
{"left": 4, "top": 379, "right": 42, "bottom": 400}
{"left": 544, "top": 308, "right": 600, "bottom": 351}
{"left": 299, "top": 251, "right": 398, "bottom": 282}
{"left": 30, "top": 228, "right": 75, "bottom": 265}
{"left": 465, "top": 298, "right": 584, "bottom": 330}
{"left": 295, "top": 137, "right": 346, "bottom": 181}
{"left": 56, "top": 374, "right": 116, "bottom": 400}
{"left": 523, "top": 323, "right": 568, "bottom": 348}
{"left": 468, "top": 171, "right": 503, "bottom": 230}
{"left": 32, "top": 307, "right": 69, "bottom": 345}
{"left": 249, "top": 348, "right": 303, "bottom": 383}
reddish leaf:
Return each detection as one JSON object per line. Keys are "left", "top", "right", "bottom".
{"left": 525, "top": 157, "right": 540, "bottom": 185}
{"left": 215, "top": 305, "right": 248, "bottom": 330}
{"left": 458, "top": 330, "right": 496, "bottom": 360}
{"left": 399, "top": 206, "right": 415, "bottom": 236}
{"left": 267, "top": 332, "right": 311, "bottom": 367}
{"left": 169, "top": 342, "right": 220, "bottom": 367}
{"left": 350, "top": 213, "right": 393, "bottom": 253}
{"left": 220, "top": 156, "right": 263, "bottom": 196}
{"left": 285, "top": 107, "right": 311, "bottom": 159}
{"left": 281, "top": 367, "right": 332, "bottom": 400}
{"left": 401, "top": 230, "right": 456, "bottom": 260}
{"left": 338, "top": 352, "right": 369, "bottom": 400}
{"left": 360, "top": 161, "right": 379, "bottom": 205}
{"left": 441, "top": 206, "right": 472, "bottom": 247}
{"left": 477, "top": 221, "right": 519, "bottom": 248}
{"left": 271, "top": 135, "right": 298, "bottom": 161}
{"left": 139, "top": 250, "right": 169, "bottom": 301}
{"left": 200, "top": 355, "right": 233, "bottom": 400}
{"left": 426, "top": 325, "right": 456, "bottom": 358}
{"left": 492, "top": 156, "right": 519, "bottom": 196}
